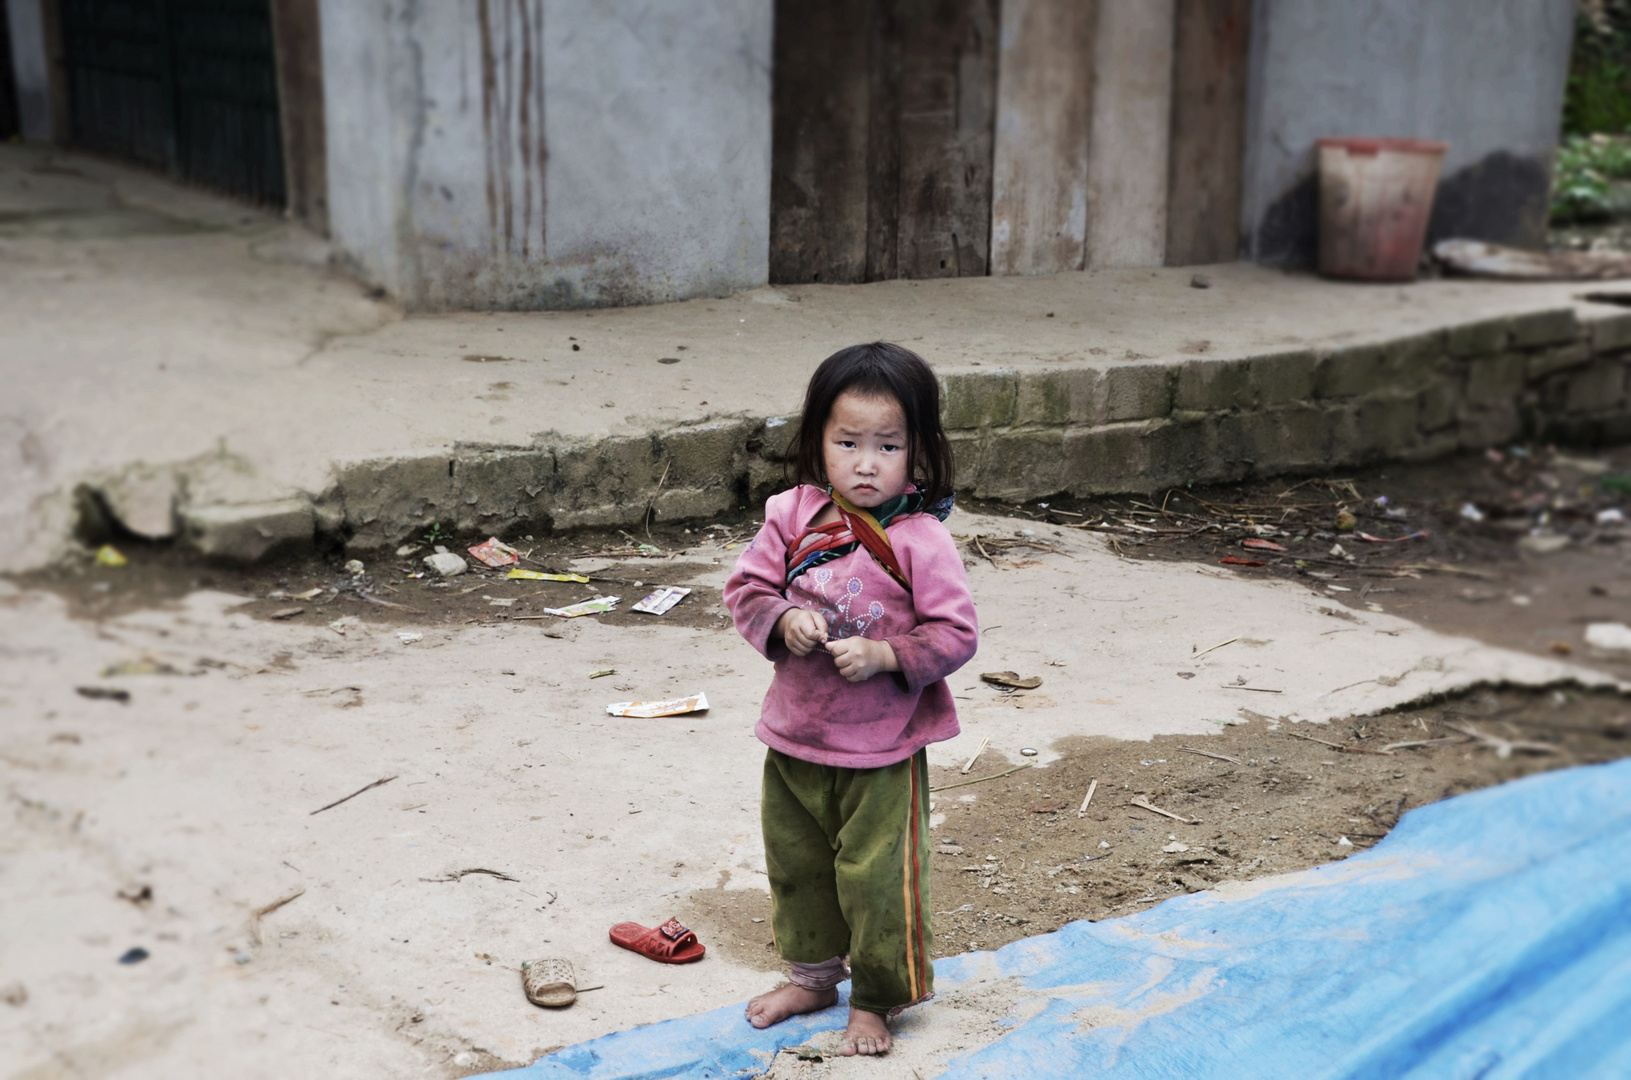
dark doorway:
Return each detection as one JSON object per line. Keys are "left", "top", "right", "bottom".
{"left": 771, "top": 0, "right": 999, "bottom": 285}
{"left": 58, "top": 0, "right": 284, "bottom": 206}
{"left": 0, "top": 0, "right": 19, "bottom": 140}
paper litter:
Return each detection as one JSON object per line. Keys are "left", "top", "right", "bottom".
{"left": 542, "top": 596, "right": 621, "bottom": 618}
{"left": 508, "top": 568, "right": 591, "bottom": 584}
{"left": 423, "top": 552, "right": 468, "bottom": 577}
{"left": 605, "top": 692, "right": 709, "bottom": 718}
{"left": 631, "top": 587, "right": 692, "bottom": 615}
{"left": 1585, "top": 622, "right": 1631, "bottom": 653}
{"left": 468, "top": 537, "right": 520, "bottom": 568}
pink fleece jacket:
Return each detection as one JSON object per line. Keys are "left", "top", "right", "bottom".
{"left": 724, "top": 485, "right": 979, "bottom": 768}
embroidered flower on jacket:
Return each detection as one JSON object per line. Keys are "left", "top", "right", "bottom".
{"left": 803, "top": 567, "right": 886, "bottom": 640}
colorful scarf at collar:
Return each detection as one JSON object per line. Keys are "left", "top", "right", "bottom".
{"left": 785, "top": 485, "right": 955, "bottom": 592}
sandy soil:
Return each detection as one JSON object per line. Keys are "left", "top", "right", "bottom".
{"left": 2, "top": 450, "right": 1626, "bottom": 1079}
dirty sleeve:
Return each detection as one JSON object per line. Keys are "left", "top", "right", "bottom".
{"left": 723, "top": 489, "right": 802, "bottom": 661}
{"left": 882, "top": 515, "right": 979, "bottom": 693}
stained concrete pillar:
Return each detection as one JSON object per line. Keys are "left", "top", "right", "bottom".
{"left": 1084, "top": 0, "right": 1175, "bottom": 269}
{"left": 321, "top": 0, "right": 772, "bottom": 311}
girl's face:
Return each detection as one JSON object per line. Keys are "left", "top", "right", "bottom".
{"left": 822, "top": 389, "right": 910, "bottom": 509}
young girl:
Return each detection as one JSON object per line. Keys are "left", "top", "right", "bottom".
{"left": 724, "top": 342, "right": 978, "bottom": 1056}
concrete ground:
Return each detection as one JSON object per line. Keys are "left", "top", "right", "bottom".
{"left": 1, "top": 141, "right": 1622, "bottom": 574}
{"left": 0, "top": 509, "right": 1615, "bottom": 1079}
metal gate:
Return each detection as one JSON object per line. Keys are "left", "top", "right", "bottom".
{"left": 58, "top": 0, "right": 284, "bottom": 206}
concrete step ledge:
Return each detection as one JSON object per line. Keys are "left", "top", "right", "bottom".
{"left": 78, "top": 305, "right": 1631, "bottom": 563}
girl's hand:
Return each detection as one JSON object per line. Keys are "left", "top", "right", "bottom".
{"left": 777, "top": 608, "right": 829, "bottom": 657}
{"left": 826, "top": 637, "right": 899, "bottom": 683}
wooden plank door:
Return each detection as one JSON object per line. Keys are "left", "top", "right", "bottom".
{"left": 770, "top": 0, "right": 999, "bottom": 284}
{"left": 1165, "top": 0, "right": 1251, "bottom": 266}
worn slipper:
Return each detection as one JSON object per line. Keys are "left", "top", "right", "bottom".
{"left": 981, "top": 670, "right": 1042, "bottom": 690}
{"left": 608, "top": 917, "right": 706, "bottom": 964}
{"left": 520, "top": 958, "right": 577, "bottom": 1008}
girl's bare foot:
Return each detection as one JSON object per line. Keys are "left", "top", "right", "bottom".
{"left": 744, "top": 983, "right": 838, "bottom": 1029}
{"left": 839, "top": 1007, "right": 891, "bottom": 1056}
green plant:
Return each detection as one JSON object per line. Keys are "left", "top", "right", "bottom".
{"left": 421, "top": 522, "right": 448, "bottom": 545}
{"left": 1564, "top": 1, "right": 1631, "bottom": 136}
{"left": 1564, "top": 58, "right": 1631, "bottom": 136}
{"left": 1551, "top": 133, "right": 1631, "bottom": 221}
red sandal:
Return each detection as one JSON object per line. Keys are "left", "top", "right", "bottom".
{"left": 608, "top": 917, "right": 706, "bottom": 964}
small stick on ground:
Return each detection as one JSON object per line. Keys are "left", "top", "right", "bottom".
{"left": 355, "top": 592, "right": 415, "bottom": 611}
{"left": 960, "top": 736, "right": 990, "bottom": 775}
{"left": 644, "top": 458, "right": 673, "bottom": 539}
{"left": 1219, "top": 684, "right": 1283, "bottom": 694}
{"left": 419, "top": 868, "right": 520, "bottom": 883}
{"left": 930, "top": 762, "right": 1033, "bottom": 793}
{"left": 1378, "top": 736, "right": 1468, "bottom": 753}
{"left": 1282, "top": 730, "right": 1394, "bottom": 756}
{"left": 1193, "top": 636, "right": 1239, "bottom": 658}
{"left": 309, "top": 775, "right": 398, "bottom": 815}
{"left": 1077, "top": 778, "right": 1099, "bottom": 817}
{"left": 251, "top": 888, "right": 305, "bottom": 945}
{"left": 1447, "top": 722, "right": 1561, "bottom": 759}
{"left": 1129, "top": 796, "right": 1192, "bottom": 824}
{"left": 1178, "top": 745, "right": 1244, "bottom": 765}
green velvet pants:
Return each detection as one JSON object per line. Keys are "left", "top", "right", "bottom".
{"left": 760, "top": 747, "right": 934, "bottom": 1016}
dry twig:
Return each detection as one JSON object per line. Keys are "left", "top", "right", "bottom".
{"left": 1129, "top": 796, "right": 1192, "bottom": 824}
{"left": 1192, "top": 636, "right": 1239, "bottom": 658}
{"left": 1282, "top": 730, "right": 1394, "bottom": 756}
{"left": 1178, "top": 745, "right": 1243, "bottom": 765}
{"left": 250, "top": 889, "right": 305, "bottom": 945}
{"left": 1077, "top": 778, "right": 1099, "bottom": 817}
{"left": 1446, "top": 722, "right": 1560, "bottom": 759}
{"left": 1378, "top": 736, "right": 1468, "bottom": 753}
{"left": 930, "top": 762, "right": 1033, "bottom": 793}
{"left": 419, "top": 868, "right": 520, "bottom": 883}
{"left": 960, "top": 736, "right": 990, "bottom": 775}
{"left": 310, "top": 775, "right": 398, "bottom": 815}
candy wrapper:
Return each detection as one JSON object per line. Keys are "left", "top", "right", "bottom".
{"left": 605, "top": 692, "right": 709, "bottom": 718}
{"left": 468, "top": 537, "right": 520, "bottom": 568}
{"left": 507, "top": 568, "right": 591, "bottom": 584}
{"left": 541, "top": 596, "right": 620, "bottom": 618}
{"left": 631, "top": 586, "right": 691, "bottom": 615}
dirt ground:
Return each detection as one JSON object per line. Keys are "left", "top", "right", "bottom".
{"left": 984, "top": 442, "right": 1631, "bottom": 678}
{"left": 22, "top": 445, "right": 1631, "bottom": 1000}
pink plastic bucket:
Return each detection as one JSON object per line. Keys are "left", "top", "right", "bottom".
{"left": 1317, "top": 137, "right": 1447, "bottom": 281}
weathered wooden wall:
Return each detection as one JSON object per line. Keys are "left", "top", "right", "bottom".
{"left": 1165, "top": 0, "right": 1250, "bottom": 266}
{"left": 1085, "top": 0, "right": 1174, "bottom": 268}
{"left": 889, "top": 0, "right": 999, "bottom": 278}
{"left": 771, "top": 0, "right": 999, "bottom": 284}
{"left": 989, "top": 0, "right": 1096, "bottom": 276}
{"left": 768, "top": 0, "right": 870, "bottom": 283}
{"left": 270, "top": 0, "right": 327, "bottom": 232}
{"left": 773, "top": 0, "right": 1250, "bottom": 281}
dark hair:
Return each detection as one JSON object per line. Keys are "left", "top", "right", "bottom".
{"left": 787, "top": 342, "right": 955, "bottom": 504}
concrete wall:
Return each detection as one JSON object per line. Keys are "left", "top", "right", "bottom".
{"left": 321, "top": 0, "right": 772, "bottom": 311}
{"left": 1242, "top": 0, "right": 1575, "bottom": 268}
{"left": 5, "top": 0, "right": 53, "bottom": 141}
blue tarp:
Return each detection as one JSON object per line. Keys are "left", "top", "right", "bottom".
{"left": 486, "top": 758, "right": 1631, "bottom": 1079}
